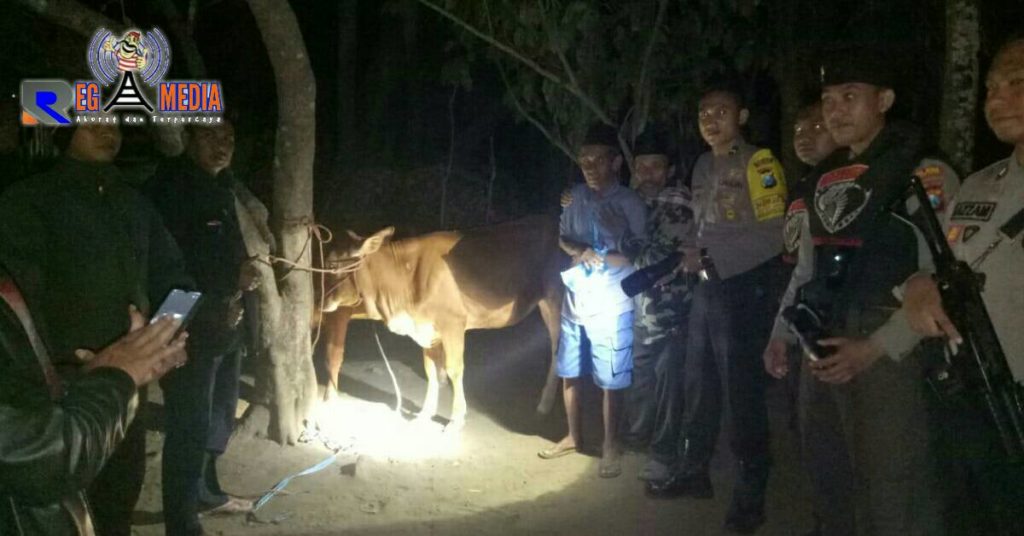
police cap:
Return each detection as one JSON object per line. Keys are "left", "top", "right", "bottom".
{"left": 819, "top": 48, "right": 898, "bottom": 89}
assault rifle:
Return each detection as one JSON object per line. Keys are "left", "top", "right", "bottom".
{"left": 909, "top": 176, "right": 1024, "bottom": 460}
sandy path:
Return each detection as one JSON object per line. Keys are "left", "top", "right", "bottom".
{"left": 132, "top": 313, "right": 813, "bottom": 536}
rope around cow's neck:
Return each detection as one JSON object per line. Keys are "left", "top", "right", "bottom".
{"left": 251, "top": 219, "right": 365, "bottom": 348}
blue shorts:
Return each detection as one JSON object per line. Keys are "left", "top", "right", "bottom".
{"left": 556, "top": 311, "right": 634, "bottom": 390}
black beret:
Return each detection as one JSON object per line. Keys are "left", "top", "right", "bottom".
{"left": 582, "top": 123, "right": 619, "bottom": 149}
{"left": 819, "top": 48, "right": 898, "bottom": 89}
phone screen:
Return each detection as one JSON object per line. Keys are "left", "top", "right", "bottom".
{"left": 151, "top": 289, "right": 203, "bottom": 327}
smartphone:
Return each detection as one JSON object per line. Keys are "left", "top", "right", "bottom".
{"left": 150, "top": 289, "right": 203, "bottom": 330}
{"left": 781, "top": 303, "right": 833, "bottom": 361}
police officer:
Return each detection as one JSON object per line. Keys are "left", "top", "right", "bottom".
{"left": 647, "top": 79, "right": 787, "bottom": 535}
{"left": 607, "top": 127, "right": 696, "bottom": 482}
{"left": 900, "top": 36, "right": 1024, "bottom": 536}
{"left": 763, "top": 51, "right": 959, "bottom": 536}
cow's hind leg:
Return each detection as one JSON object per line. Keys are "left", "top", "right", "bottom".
{"left": 416, "top": 344, "right": 444, "bottom": 423}
{"left": 536, "top": 292, "right": 563, "bottom": 415}
{"left": 441, "top": 329, "right": 467, "bottom": 434}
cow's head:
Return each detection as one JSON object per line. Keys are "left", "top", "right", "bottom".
{"left": 321, "top": 226, "right": 395, "bottom": 312}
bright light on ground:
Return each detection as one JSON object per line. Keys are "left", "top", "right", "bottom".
{"left": 309, "top": 395, "right": 463, "bottom": 462}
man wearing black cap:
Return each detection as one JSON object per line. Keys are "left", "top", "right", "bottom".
{"left": 647, "top": 80, "right": 786, "bottom": 535}
{"left": 538, "top": 123, "right": 647, "bottom": 479}
{"left": 588, "top": 127, "right": 696, "bottom": 481}
{"left": 763, "top": 52, "right": 958, "bottom": 535}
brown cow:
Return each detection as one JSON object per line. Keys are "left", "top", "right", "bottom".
{"left": 321, "top": 216, "right": 566, "bottom": 431}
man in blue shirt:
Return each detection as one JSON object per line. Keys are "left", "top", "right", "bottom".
{"left": 538, "top": 124, "right": 647, "bottom": 479}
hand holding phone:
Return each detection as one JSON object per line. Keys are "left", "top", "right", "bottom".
{"left": 150, "top": 289, "right": 203, "bottom": 331}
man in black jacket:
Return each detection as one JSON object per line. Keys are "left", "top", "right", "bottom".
{"left": 147, "top": 121, "right": 257, "bottom": 536}
{"left": 0, "top": 123, "right": 194, "bottom": 536}
{"left": 763, "top": 53, "right": 958, "bottom": 536}
{"left": 1, "top": 260, "right": 188, "bottom": 536}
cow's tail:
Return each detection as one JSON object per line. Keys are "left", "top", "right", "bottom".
{"left": 372, "top": 327, "right": 404, "bottom": 415}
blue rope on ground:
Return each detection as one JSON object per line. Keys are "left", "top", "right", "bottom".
{"left": 253, "top": 451, "right": 340, "bottom": 511}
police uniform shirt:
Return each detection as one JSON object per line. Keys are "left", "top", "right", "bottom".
{"left": 943, "top": 156, "right": 1024, "bottom": 381}
{"left": 691, "top": 140, "right": 787, "bottom": 280}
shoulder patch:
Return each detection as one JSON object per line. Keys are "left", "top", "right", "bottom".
{"left": 915, "top": 160, "right": 955, "bottom": 210}
{"left": 746, "top": 148, "right": 787, "bottom": 221}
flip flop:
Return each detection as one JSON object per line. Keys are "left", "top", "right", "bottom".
{"left": 201, "top": 496, "right": 253, "bottom": 517}
{"left": 537, "top": 444, "right": 578, "bottom": 460}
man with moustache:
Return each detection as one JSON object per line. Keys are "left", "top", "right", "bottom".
{"left": 147, "top": 121, "right": 259, "bottom": 535}
{"left": 762, "top": 52, "right": 958, "bottom": 535}
{"left": 570, "top": 128, "right": 696, "bottom": 482}
{"left": 898, "top": 36, "right": 1024, "bottom": 536}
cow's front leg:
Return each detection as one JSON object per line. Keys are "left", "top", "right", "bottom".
{"left": 323, "top": 306, "right": 353, "bottom": 402}
{"left": 441, "top": 329, "right": 467, "bottom": 434}
{"left": 416, "top": 344, "right": 444, "bottom": 423}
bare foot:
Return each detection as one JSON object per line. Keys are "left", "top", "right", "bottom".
{"left": 599, "top": 446, "right": 622, "bottom": 478}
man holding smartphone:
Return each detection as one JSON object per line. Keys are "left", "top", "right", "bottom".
{"left": 146, "top": 120, "right": 259, "bottom": 535}
{"left": 2, "top": 257, "right": 188, "bottom": 535}
{"left": 0, "top": 123, "right": 194, "bottom": 536}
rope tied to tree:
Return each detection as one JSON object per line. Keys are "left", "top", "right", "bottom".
{"left": 253, "top": 218, "right": 366, "bottom": 348}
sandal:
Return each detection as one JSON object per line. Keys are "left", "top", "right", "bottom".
{"left": 537, "top": 443, "right": 578, "bottom": 460}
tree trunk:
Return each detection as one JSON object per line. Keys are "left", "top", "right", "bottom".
{"left": 246, "top": 0, "right": 318, "bottom": 445}
{"left": 939, "top": 0, "right": 979, "bottom": 175}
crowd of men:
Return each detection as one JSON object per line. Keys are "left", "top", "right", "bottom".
{"left": 540, "top": 39, "right": 1024, "bottom": 535}
{"left": 0, "top": 119, "right": 268, "bottom": 536}
{"left": 1, "top": 34, "right": 1023, "bottom": 536}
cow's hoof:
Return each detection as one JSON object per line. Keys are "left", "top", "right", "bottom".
{"left": 322, "top": 388, "right": 339, "bottom": 404}
{"left": 410, "top": 414, "right": 437, "bottom": 430}
{"left": 443, "top": 419, "right": 466, "bottom": 435}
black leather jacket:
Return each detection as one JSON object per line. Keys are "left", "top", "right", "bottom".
{"left": 0, "top": 270, "right": 137, "bottom": 536}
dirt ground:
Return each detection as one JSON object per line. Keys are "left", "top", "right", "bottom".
{"left": 132, "top": 313, "right": 814, "bottom": 536}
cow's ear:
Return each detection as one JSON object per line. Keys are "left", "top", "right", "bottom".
{"left": 358, "top": 226, "right": 395, "bottom": 257}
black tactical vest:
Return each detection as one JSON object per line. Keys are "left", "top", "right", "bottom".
{"left": 800, "top": 122, "right": 924, "bottom": 337}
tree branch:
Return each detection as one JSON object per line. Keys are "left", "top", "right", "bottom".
{"left": 13, "top": 0, "right": 121, "bottom": 38}
{"left": 484, "top": 0, "right": 575, "bottom": 162}
{"left": 416, "top": 0, "right": 614, "bottom": 127}
{"left": 633, "top": 0, "right": 668, "bottom": 140}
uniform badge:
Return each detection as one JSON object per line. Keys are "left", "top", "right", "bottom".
{"left": 951, "top": 202, "right": 996, "bottom": 222}
{"left": 947, "top": 225, "right": 963, "bottom": 244}
{"left": 915, "top": 165, "right": 946, "bottom": 210}
{"left": 746, "top": 149, "right": 787, "bottom": 221}
{"left": 784, "top": 198, "right": 807, "bottom": 255}
{"left": 814, "top": 164, "right": 871, "bottom": 234}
